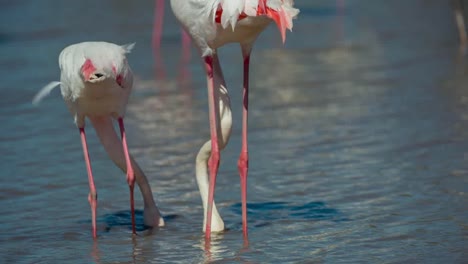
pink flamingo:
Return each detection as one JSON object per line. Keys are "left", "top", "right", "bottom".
{"left": 454, "top": 0, "right": 467, "bottom": 46}
{"left": 32, "top": 42, "right": 164, "bottom": 238}
{"left": 170, "top": 0, "right": 299, "bottom": 240}
{"left": 152, "top": 0, "right": 192, "bottom": 79}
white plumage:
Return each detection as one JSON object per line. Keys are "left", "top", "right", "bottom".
{"left": 170, "top": 0, "right": 299, "bottom": 240}
{"left": 172, "top": 0, "right": 298, "bottom": 57}
{"left": 213, "top": 0, "right": 298, "bottom": 34}
{"left": 58, "top": 42, "right": 134, "bottom": 127}
{"left": 33, "top": 42, "right": 164, "bottom": 238}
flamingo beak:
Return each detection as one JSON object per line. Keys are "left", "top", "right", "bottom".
{"left": 88, "top": 72, "right": 106, "bottom": 82}
{"left": 81, "top": 59, "right": 107, "bottom": 82}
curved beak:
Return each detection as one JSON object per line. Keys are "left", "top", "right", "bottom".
{"left": 81, "top": 59, "right": 108, "bottom": 83}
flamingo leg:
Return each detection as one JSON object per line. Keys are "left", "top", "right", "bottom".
{"left": 181, "top": 29, "right": 191, "bottom": 63}
{"left": 152, "top": 0, "right": 165, "bottom": 54}
{"left": 238, "top": 52, "right": 251, "bottom": 239}
{"left": 204, "top": 56, "right": 221, "bottom": 240}
{"left": 118, "top": 117, "right": 136, "bottom": 235}
{"left": 152, "top": 0, "right": 166, "bottom": 78}
{"left": 79, "top": 127, "right": 98, "bottom": 239}
{"left": 454, "top": 0, "right": 467, "bottom": 46}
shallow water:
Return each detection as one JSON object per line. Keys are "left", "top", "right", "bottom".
{"left": 1, "top": 0, "right": 468, "bottom": 263}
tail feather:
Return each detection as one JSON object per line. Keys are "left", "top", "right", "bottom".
{"left": 32, "top": 81, "right": 61, "bottom": 105}
{"left": 121, "top": 43, "right": 136, "bottom": 54}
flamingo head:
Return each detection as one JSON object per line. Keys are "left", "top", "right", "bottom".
{"left": 80, "top": 58, "right": 124, "bottom": 87}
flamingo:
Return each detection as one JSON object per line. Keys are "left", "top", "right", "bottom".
{"left": 152, "top": 0, "right": 192, "bottom": 79}
{"left": 454, "top": 0, "right": 467, "bottom": 47}
{"left": 32, "top": 42, "right": 165, "bottom": 238}
{"left": 170, "top": 0, "right": 299, "bottom": 239}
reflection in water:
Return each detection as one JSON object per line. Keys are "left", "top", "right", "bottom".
{"left": 231, "top": 201, "right": 343, "bottom": 223}
{"left": 129, "top": 76, "right": 197, "bottom": 139}
{"left": 198, "top": 233, "right": 228, "bottom": 263}
{"left": 91, "top": 241, "right": 101, "bottom": 264}
{"left": 255, "top": 39, "right": 385, "bottom": 138}
{"left": 101, "top": 209, "right": 153, "bottom": 232}
{"left": 3, "top": 0, "right": 468, "bottom": 263}
{"left": 95, "top": 235, "right": 146, "bottom": 263}
{"left": 443, "top": 52, "right": 468, "bottom": 142}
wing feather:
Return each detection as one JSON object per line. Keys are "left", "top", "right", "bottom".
{"left": 220, "top": 0, "right": 243, "bottom": 30}
{"left": 214, "top": 0, "right": 299, "bottom": 42}
{"left": 244, "top": 0, "right": 259, "bottom": 16}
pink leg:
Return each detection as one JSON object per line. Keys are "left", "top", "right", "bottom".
{"left": 181, "top": 29, "right": 191, "bottom": 63}
{"left": 152, "top": 0, "right": 164, "bottom": 54}
{"left": 152, "top": 0, "right": 166, "bottom": 79}
{"left": 204, "top": 56, "right": 221, "bottom": 240}
{"left": 118, "top": 118, "right": 136, "bottom": 235}
{"left": 79, "top": 127, "right": 98, "bottom": 239}
{"left": 238, "top": 54, "right": 251, "bottom": 239}
{"left": 178, "top": 29, "right": 192, "bottom": 89}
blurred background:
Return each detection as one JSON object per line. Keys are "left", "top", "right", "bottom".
{"left": 1, "top": 0, "right": 467, "bottom": 263}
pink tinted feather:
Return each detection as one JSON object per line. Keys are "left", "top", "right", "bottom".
{"left": 215, "top": 0, "right": 299, "bottom": 43}
{"left": 81, "top": 59, "right": 96, "bottom": 80}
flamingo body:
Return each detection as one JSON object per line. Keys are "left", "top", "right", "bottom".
{"left": 171, "top": 0, "right": 298, "bottom": 57}
{"left": 170, "top": 0, "right": 299, "bottom": 239}
{"left": 57, "top": 42, "right": 134, "bottom": 127}
{"left": 33, "top": 42, "right": 164, "bottom": 238}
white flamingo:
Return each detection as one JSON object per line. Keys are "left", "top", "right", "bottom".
{"left": 32, "top": 42, "right": 164, "bottom": 238}
{"left": 170, "top": 0, "right": 299, "bottom": 239}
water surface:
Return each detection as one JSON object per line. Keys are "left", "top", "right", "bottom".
{"left": 1, "top": 0, "right": 467, "bottom": 263}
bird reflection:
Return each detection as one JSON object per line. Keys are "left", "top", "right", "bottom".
{"left": 198, "top": 233, "right": 227, "bottom": 263}
{"left": 90, "top": 240, "right": 101, "bottom": 264}
{"left": 89, "top": 232, "right": 157, "bottom": 264}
